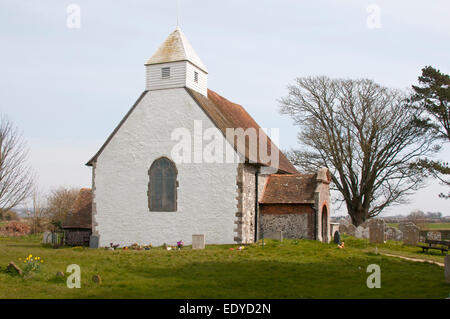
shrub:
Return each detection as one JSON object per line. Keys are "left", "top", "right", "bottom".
{"left": 0, "top": 222, "right": 31, "bottom": 236}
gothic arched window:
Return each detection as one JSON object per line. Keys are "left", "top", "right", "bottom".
{"left": 148, "top": 157, "right": 178, "bottom": 212}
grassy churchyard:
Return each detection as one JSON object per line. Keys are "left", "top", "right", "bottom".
{"left": 0, "top": 234, "right": 448, "bottom": 299}
{"left": 387, "top": 223, "right": 450, "bottom": 230}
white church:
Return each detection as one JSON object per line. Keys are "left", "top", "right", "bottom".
{"left": 86, "top": 27, "right": 331, "bottom": 248}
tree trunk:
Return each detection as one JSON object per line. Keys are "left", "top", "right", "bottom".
{"left": 349, "top": 206, "right": 369, "bottom": 227}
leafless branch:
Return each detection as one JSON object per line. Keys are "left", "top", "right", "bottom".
{"left": 0, "top": 116, "right": 35, "bottom": 212}
{"left": 279, "top": 77, "right": 438, "bottom": 226}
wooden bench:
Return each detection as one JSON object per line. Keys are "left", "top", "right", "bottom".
{"left": 417, "top": 239, "right": 450, "bottom": 255}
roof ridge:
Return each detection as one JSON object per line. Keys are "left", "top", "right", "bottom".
{"left": 187, "top": 88, "right": 298, "bottom": 174}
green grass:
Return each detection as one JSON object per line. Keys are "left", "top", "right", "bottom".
{"left": 341, "top": 235, "right": 446, "bottom": 263}
{"left": 388, "top": 223, "right": 450, "bottom": 230}
{"left": 423, "top": 223, "right": 450, "bottom": 230}
{"left": 0, "top": 235, "right": 448, "bottom": 299}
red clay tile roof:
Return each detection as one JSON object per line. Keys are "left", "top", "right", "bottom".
{"left": 187, "top": 89, "right": 298, "bottom": 174}
{"left": 62, "top": 188, "right": 92, "bottom": 229}
{"left": 260, "top": 174, "right": 317, "bottom": 204}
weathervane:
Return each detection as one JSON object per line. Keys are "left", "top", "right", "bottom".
{"left": 176, "top": 0, "right": 180, "bottom": 27}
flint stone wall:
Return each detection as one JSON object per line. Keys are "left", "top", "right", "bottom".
{"left": 261, "top": 213, "right": 311, "bottom": 239}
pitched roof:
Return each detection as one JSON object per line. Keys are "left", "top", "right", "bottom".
{"left": 87, "top": 88, "right": 298, "bottom": 175}
{"left": 187, "top": 88, "right": 298, "bottom": 174}
{"left": 260, "top": 174, "right": 317, "bottom": 204}
{"left": 62, "top": 188, "right": 92, "bottom": 229}
{"left": 145, "top": 27, "right": 207, "bottom": 73}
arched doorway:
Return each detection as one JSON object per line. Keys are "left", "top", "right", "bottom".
{"left": 321, "top": 206, "right": 328, "bottom": 242}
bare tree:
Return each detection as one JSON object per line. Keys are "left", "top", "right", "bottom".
{"left": 407, "top": 210, "right": 426, "bottom": 229}
{"left": 279, "top": 77, "right": 439, "bottom": 226}
{"left": 0, "top": 116, "right": 34, "bottom": 212}
{"left": 46, "top": 186, "right": 79, "bottom": 228}
{"left": 30, "top": 187, "right": 47, "bottom": 234}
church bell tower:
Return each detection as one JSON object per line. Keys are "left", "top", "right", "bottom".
{"left": 145, "top": 27, "right": 208, "bottom": 96}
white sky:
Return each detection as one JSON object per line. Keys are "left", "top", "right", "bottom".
{"left": 1, "top": 0, "right": 449, "bottom": 216}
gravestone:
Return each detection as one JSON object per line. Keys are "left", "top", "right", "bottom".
{"left": 42, "top": 232, "right": 52, "bottom": 244}
{"left": 445, "top": 256, "right": 450, "bottom": 284}
{"left": 7, "top": 262, "right": 23, "bottom": 276}
{"left": 402, "top": 224, "right": 420, "bottom": 246}
{"left": 192, "top": 234, "right": 206, "bottom": 249}
{"left": 427, "top": 231, "right": 441, "bottom": 241}
{"left": 398, "top": 221, "right": 415, "bottom": 234}
{"left": 263, "top": 230, "right": 283, "bottom": 241}
{"left": 333, "top": 231, "right": 341, "bottom": 244}
{"left": 386, "top": 227, "right": 403, "bottom": 241}
{"left": 330, "top": 223, "right": 340, "bottom": 241}
{"left": 355, "top": 226, "right": 369, "bottom": 239}
{"left": 345, "top": 224, "right": 357, "bottom": 237}
{"left": 369, "top": 219, "right": 386, "bottom": 244}
{"left": 339, "top": 224, "right": 347, "bottom": 235}
{"left": 89, "top": 234, "right": 100, "bottom": 249}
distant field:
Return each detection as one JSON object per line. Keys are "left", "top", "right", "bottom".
{"left": 388, "top": 223, "right": 450, "bottom": 230}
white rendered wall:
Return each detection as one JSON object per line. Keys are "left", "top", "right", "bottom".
{"left": 93, "top": 88, "right": 239, "bottom": 247}
{"left": 146, "top": 61, "right": 208, "bottom": 96}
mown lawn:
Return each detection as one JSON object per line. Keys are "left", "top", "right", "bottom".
{"left": 0, "top": 235, "right": 448, "bottom": 299}
{"left": 341, "top": 235, "right": 447, "bottom": 264}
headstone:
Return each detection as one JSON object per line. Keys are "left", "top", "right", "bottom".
{"left": 89, "top": 234, "right": 99, "bottom": 248}
{"left": 427, "top": 231, "right": 441, "bottom": 241}
{"left": 386, "top": 227, "right": 403, "bottom": 241}
{"left": 263, "top": 230, "right": 283, "bottom": 241}
{"left": 92, "top": 274, "right": 102, "bottom": 284}
{"left": 192, "top": 234, "right": 206, "bottom": 249}
{"left": 398, "top": 221, "right": 415, "bottom": 234}
{"left": 346, "top": 224, "right": 357, "bottom": 237}
{"left": 339, "top": 224, "right": 347, "bottom": 235}
{"left": 369, "top": 219, "right": 386, "bottom": 243}
{"left": 42, "top": 232, "right": 52, "bottom": 244}
{"left": 333, "top": 231, "right": 341, "bottom": 244}
{"left": 330, "top": 223, "right": 340, "bottom": 241}
{"left": 7, "top": 262, "right": 23, "bottom": 276}
{"left": 402, "top": 223, "right": 420, "bottom": 246}
{"left": 445, "top": 256, "right": 450, "bottom": 284}
{"left": 355, "top": 226, "right": 369, "bottom": 239}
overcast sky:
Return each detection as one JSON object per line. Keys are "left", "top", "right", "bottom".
{"left": 1, "top": 0, "right": 449, "bottom": 216}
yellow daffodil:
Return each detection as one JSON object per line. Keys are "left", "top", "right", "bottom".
{"left": 29, "top": 254, "right": 32, "bottom": 258}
